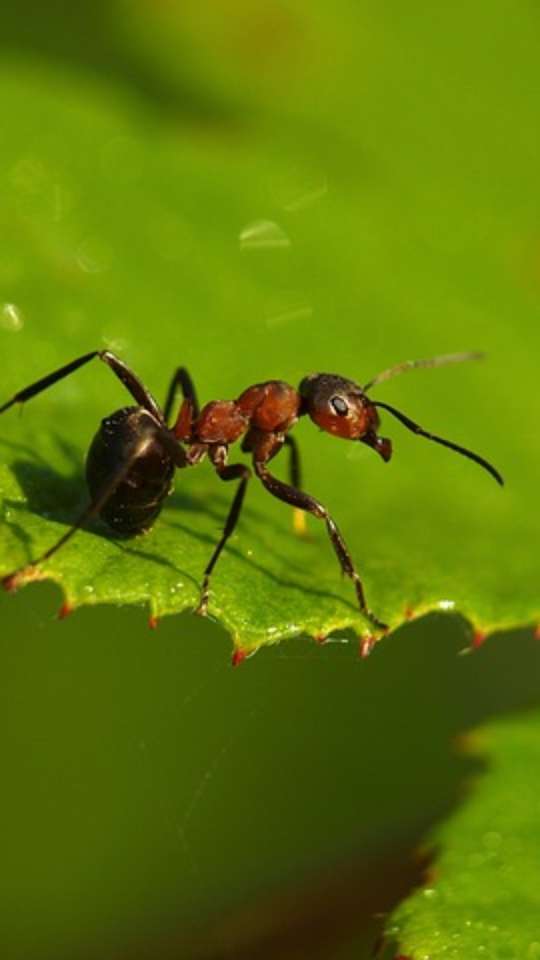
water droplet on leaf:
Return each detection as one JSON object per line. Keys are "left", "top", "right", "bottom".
{"left": 1, "top": 302, "right": 24, "bottom": 332}
{"left": 239, "top": 219, "right": 290, "bottom": 250}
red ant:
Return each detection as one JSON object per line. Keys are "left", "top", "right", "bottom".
{"left": 0, "top": 350, "right": 503, "bottom": 631}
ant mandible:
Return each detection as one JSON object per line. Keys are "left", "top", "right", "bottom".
{"left": 0, "top": 349, "right": 503, "bottom": 631}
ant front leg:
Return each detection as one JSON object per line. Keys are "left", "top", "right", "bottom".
{"left": 0, "top": 351, "right": 162, "bottom": 419}
{"left": 195, "top": 445, "right": 251, "bottom": 617}
{"left": 254, "top": 459, "right": 387, "bottom": 632}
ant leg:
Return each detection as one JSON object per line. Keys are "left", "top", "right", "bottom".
{"left": 254, "top": 460, "right": 387, "bottom": 631}
{"left": 195, "top": 453, "right": 251, "bottom": 616}
{"left": 284, "top": 435, "right": 306, "bottom": 536}
{"left": 2, "top": 431, "right": 162, "bottom": 592}
{"left": 284, "top": 434, "right": 301, "bottom": 487}
{"left": 163, "top": 367, "right": 200, "bottom": 426}
{"left": 0, "top": 351, "right": 162, "bottom": 419}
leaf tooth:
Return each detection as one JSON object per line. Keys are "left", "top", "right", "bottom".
{"left": 2, "top": 566, "right": 44, "bottom": 592}
{"left": 472, "top": 628, "right": 487, "bottom": 649}
{"left": 57, "top": 600, "right": 73, "bottom": 620}
{"left": 2, "top": 572, "right": 19, "bottom": 592}
{"left": 359, "top": 635, "right": 376, "bottom": 658}
{"left": 148, "top": 614, "right": 159, "bottom": 630}
{"left": 231, "top": 647, "right": 247, "bottom": 667}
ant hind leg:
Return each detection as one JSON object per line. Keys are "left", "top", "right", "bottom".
{"left": 0, "top": 350, "right": 162, "bottom": 419}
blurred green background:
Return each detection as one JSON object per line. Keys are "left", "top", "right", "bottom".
{"left": 0, "top": 2, "right": 539, "bottom": 958}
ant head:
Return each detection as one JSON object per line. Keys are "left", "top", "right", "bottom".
{"left": 299, "top": 373, "right": 392, "bottom": 462}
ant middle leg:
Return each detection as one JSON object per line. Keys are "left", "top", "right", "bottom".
{"left": 195, "top": 447, "right": 251, "bottom": 616}
{"left": 254, "top": 460, "right": 387, "bottom": 631}
{"left": 284, "top": 434, "right": 301, "bottom": 488}
{"left": 163, "top": 367, "right": 200, "bottom": 427}
{"left": 0, "top": 351, "right": 162, "bottom": 419}
{"left": 284, "top": 435, "right": 307, "bottom": 536}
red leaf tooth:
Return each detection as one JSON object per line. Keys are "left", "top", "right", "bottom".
{"left": 472, "top": 629, "right": 487, "bottom": 649}
{"left": 57, "top": 601, "right": 73, "bottom": 620}
{"left": 3, "top": 567, "right": 41, "bottom": 591}
{"left": 148, "top": 615, "right": 159, "bottom": 630}
{"left": 359, "top": 635, "right": 376, "bottom": 658}
{"left": 231, "top": 648, "right": 247, "bottom": 667}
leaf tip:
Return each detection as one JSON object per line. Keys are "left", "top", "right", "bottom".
{"left": 148, "top": 614, "right": 159, "bottom": 630}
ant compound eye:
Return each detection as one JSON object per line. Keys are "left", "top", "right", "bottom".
{"left": 331, "top": 395, "right": 348, "bottom": 417}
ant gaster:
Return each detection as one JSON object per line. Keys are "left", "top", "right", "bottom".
{"left": 0, "top": 350, "right": 503, "bottom": 631}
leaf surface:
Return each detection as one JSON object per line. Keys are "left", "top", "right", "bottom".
{"left": 0, "top": 3, "right": 538, "bottom": 652}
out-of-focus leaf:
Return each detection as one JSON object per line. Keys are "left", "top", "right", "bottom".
{"left": 386, "top": 710, "right": 540, "bottom": 959}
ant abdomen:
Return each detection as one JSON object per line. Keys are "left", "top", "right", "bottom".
{"left": 86, "top": 407, "right": 175, "bottom": 536}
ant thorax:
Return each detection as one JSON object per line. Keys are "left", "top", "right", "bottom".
{"left": 193, "top": 380, "right": 301, "bottom": 445}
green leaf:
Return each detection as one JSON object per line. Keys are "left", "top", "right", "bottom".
{"left": 386, "top": 709, "right": 540, "bottom": 959}
{"left": 0, "top": 3, "right": 538, "bottom": 653}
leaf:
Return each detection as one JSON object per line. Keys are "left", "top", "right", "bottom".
{"left": 385, "top": 709, "right": 540, "bottom": 959}
{"left": 0, "top": 3, "right": 538, "bottom": 653}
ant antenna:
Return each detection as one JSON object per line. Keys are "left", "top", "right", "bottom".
{"left": 372, "top": 400, "right": 504, "bottom": 486}
{"left": 363, "top": 351, "right": 484, "bottom": 392}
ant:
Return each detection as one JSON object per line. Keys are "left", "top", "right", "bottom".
{"left": 0, "top": 349, "right": 503, "bottom": 631}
